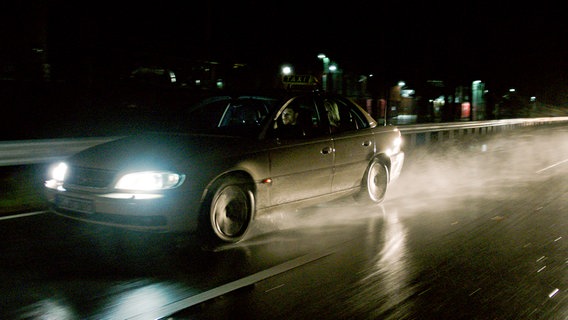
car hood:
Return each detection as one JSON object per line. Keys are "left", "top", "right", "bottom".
{"left": 68, "top": 132, "right": 260, "bottom": 172}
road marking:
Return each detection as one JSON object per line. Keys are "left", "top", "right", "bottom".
{"left": 549, "top": 288, "right": 559, "bottom": 298}
{"left": 127, "top": 248, "right": 335, "bottom": 320}
{"left": 536, "top": 158, "right": 568, "bottom": 174}
{"left": 0, "top": 210, "right": 47, "bottom": 221}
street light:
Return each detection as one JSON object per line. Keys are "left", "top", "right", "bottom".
{"left": 317, "top": 53, "right": 330, "bottom": 91}
{"left": 281, "top": 65, "right": 293, "bottom": 75}
{"left": 327, "top": 62, "right": 339, "bottom": 93}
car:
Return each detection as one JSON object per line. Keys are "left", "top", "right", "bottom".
{"left": 44, "top": 88, "right": 405, "bottom": 245}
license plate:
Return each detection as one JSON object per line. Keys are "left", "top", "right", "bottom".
{"left": 56, "top": 195, "right": 94, "bottom": 214}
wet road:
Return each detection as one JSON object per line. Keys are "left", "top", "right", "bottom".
{"left": 1, "top": 124, "right": 567, "bottom": 319}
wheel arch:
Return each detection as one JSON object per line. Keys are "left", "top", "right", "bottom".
{"left": 201, "top": 170, "right": 253, "bottom": 201}
{"left": 373, "top": 153, "right": 392, "bottom": 182}
{"left": 200, "top": 170, "right": 257, "bottom": 217}
{"left": 353, "top": 153, "right": 391, "bottom": 204}
{"left": 196, "top": 169, "right": 257, "bottom": 245}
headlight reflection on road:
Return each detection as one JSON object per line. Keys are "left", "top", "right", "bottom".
{"left": 100, "top": 282, "right": 197, "bottom": 319}
{"left": 347, "top": 207, "right": 414, "bottom": 316}
{"left": 18, "top": 297, "right": 75, "bottom": 320}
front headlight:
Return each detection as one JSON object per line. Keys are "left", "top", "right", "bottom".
{"left": 45, "top": 162, "right": 68, "bottom": 190}
{"left": 51, "top": 162, "right": 68, "bottom": 181}
{"left": 386, "top": 136, "right": 403, "bottom": 157}
{"left": 392, "top": 136, "right": 402, "bottom": 153}
{"left": 115, "top": 171, "right": 185, "bottom": 191}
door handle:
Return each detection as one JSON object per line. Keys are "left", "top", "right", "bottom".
{"left": 362, "top": 140, "right": 372, "bottom": 147}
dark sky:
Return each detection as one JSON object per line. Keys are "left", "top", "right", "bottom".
{"left": 2, "top": 1, "right": 566, "bottom": 98}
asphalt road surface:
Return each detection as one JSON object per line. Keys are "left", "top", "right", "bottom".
{"left": 1, "top": 124, "right": 567, "bottom": 320}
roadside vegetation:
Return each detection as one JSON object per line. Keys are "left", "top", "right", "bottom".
{"left": 0, "top": 165, "right": 48, "bottom": 215}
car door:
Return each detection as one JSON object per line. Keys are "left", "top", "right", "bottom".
{"left": 267, "top": 95, "right": 334, "bottom": 205}
{"left": 319, "top": 96, "right": 377, "bottom": 193}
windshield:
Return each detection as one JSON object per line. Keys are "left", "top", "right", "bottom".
{"left": 179, "top": 95, "right": 281, "bottom": 137}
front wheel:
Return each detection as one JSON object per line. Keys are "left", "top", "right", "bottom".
{"left": 355, "top": 159, "right": 389, "bottom": 204}
{"left": 199, "top": 177, "right": 254, "bottom": 244}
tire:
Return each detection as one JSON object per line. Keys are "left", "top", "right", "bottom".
{"left": 200, "top": 177, "right": 254, "bottom": 244}
{"left": 355, "top": 159, "right": 389, "bottom": 204}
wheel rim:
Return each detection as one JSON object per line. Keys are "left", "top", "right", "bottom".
{"left": 367, "top": 162, "right": 388, "bottom": 202}
{"left": 212, "top": 185, "right": 250, "bottom": 239}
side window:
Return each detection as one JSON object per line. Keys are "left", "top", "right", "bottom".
{"left": 187, "top": 98, "right": 230, "bottom": 129}
{"left": 220, "top": 99, "right": 270, "bottom": 127}
{"left": 323, "top": 99, "right": 341, "bottom": 132}
{"left": 272, "top": 96, "right": 324, "bottom": 139}
{"left": 340, "top": 97, "right": 371, "bottom": 130}
{"left": 323, "top": 97, "right": 370, "bottom": 133}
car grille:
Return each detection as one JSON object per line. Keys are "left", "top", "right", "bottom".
{"left": 65, "top": 166, "right": 117, "bottom": 188}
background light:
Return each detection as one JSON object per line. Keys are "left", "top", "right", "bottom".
{"left": 281, "top": 65, "right": 292, "bottom": 75}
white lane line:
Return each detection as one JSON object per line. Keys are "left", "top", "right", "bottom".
{"left": 0, "top": 210, "right": 48, "bottom": 221}
{"left": 536, "top": 158, "right": 568, "bottom": 174}
{"left": 127, "top": 249, "right": 335, "bottom": 320}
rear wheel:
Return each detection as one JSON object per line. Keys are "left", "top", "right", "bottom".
{"left": 199, "top": 177, "right": 254, "bottom": 244}
{"left": 355, "top": 159, "right": 389, "bottom": 204}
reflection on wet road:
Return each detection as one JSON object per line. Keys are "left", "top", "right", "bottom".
{"left": 1, "top": 125, "right": 567, "bottom": 319}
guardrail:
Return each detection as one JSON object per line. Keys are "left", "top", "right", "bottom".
{"left": 0, "top": 136, "right": 121, "bottom": 166}
{"left": 1, "top": 117, "right": 567, "bottom": 166}
{"left": 399, "top": 117, "right": 568, "bottom": 147}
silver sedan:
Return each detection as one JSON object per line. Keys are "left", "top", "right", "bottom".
{"left": 44, "top": 91, "right": 404, "bottom": 244}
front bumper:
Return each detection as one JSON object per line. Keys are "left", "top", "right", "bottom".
{"left": 44, "top": 188, "right": 199, "bottom": 233}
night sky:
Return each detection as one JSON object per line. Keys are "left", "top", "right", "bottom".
{"left": 1, "top": 1, "right": 566, "bottom": 101}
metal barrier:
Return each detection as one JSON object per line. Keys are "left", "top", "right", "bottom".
{"left": 398, "top": 117, "right": 568, "bottom": 148}
{"left": 1, "top": 117, "right": 567, "bottom": 166}
{"left": 0, "top": 136, "right": 121, "bottom": 166}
